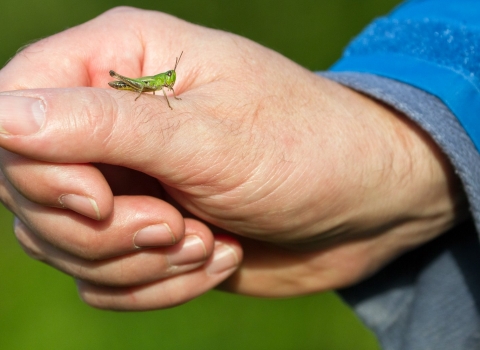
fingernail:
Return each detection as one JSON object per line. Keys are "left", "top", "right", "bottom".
{"left": 59, "top": 194, "right": 101, "bottom": 220}
{"left": 0, "top": 95, "right": 45, "bottom": 135}
{"left": 206, "top": 242, "right": 239, "bottom": 275}
{"left": 134, "top": 223, "right": 176, "bottom": 247}
{"left": 167, "top": 235, "right": 207, "bottom": 265}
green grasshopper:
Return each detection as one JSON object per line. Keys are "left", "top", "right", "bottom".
{"left": 108, "top": 51, "right": 183, "bottom": 109}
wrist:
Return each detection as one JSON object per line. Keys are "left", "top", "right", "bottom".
{"left": 298, "top": 78, "right": 467, "bottom": 251}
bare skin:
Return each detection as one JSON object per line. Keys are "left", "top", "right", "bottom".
{"left": 0, "top": 7, "right": 466, "bottom": 310}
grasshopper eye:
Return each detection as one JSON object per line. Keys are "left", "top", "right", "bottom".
{"left": 167, "top": 71, "right": 172, "bottom": 77}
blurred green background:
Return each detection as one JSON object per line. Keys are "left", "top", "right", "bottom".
{"left": 0, "top": 0, "right": 402, "bottom": 349}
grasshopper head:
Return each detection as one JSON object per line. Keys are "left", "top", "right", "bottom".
{"left": 165, "top": 70, "right": 177, "bottom": 86}
{"left": 166, "top": 51, "right": 183, "bottom": 87}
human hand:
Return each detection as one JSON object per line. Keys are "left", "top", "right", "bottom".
{"left": 0, "top": 7, "right": 465, "bottom": 309}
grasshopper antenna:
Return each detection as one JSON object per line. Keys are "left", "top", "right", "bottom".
{"left": 175, "top": 51, "right": 183, "bottom": 71}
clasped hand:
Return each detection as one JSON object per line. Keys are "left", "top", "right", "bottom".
{"left": 0, "top": 7, "right": 463, "bottom": 310}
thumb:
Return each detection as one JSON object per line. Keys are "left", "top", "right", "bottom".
{"left": 0, "top": 87, "right": 208, "bottom": 180}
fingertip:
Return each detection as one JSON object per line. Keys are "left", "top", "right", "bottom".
{"left": 206, "top": 238, "right": 242, "bottom": 276}
{"left": 0, "top": 95, "right": 45, "bottom": 136}
{"left": 183, "top": 218, "right": 215, "bottom": 255}
{"left": 133, "top": 223, "right": 176, "bottom": 248}
{"left": 0, "top": 151, "right": 114, "bottom": 221}
{"left": 183, "top": 220, "right": 243, "bottom": 269}
{"left": 59, "top": 194, "right": 102, "bottom": 220}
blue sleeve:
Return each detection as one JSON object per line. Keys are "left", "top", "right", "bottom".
{"left": 330, "top": 0, "right": 480, "bottom": 153}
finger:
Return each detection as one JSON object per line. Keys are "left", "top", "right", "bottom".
{"left": 15, "top": 217, "right": 218, "bottom": 287}
{"left": 0, "top": 149, "right": 113, "bottom": 220}
{"left": 76, "top": 235, "right": 242, "bottom": 310}
{"left": 12, "top": 194, "right": 187, "bottom": 260}
{"left": 0, "top": 87, "right": 211, "bottom": 177}
{"left": 0, "top": 7, "right": 186, "bottom": 91}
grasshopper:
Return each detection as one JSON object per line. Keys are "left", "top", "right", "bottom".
{"left": 108, "top": 51, "right": 183, "bottom": 109}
